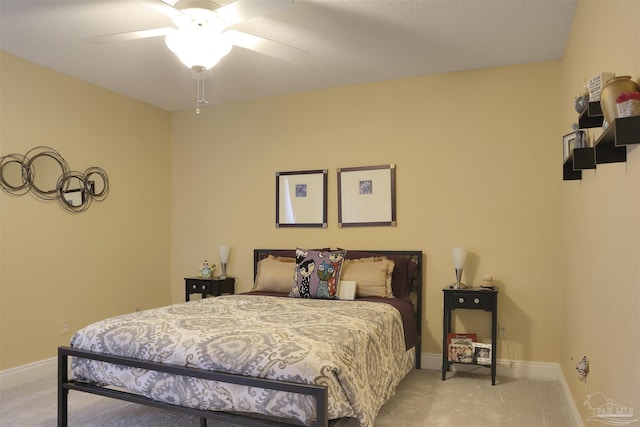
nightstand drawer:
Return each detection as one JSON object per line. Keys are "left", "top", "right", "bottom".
{"left": 210, "top": 279, "right": 235, "bottom": 296}
{"left": 186, "top": 280, "right": 209, "bottom": 294}
{"left": 452, "top": 292, "right": 495, "bottom": 310}
{"left": 184, "top": 277, "right": 235, "bottom": 301}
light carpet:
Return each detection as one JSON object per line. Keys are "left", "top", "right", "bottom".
{"left": 0, "top": 369, "right": 577, "bottom": 426}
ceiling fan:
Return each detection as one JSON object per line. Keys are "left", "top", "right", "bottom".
{"left": 89, "top": 0, "right": 308, "bottom": 111}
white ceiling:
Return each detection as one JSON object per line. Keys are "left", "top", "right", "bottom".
{"left": 0, "top": 0, "right": 577, "bottom": 112}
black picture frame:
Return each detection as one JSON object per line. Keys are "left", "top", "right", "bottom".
{"left": 337, "top": 164, "right": 396, "bottom": 227}
{"left": 276, "top": 169, "right": 327, "bottom": 228}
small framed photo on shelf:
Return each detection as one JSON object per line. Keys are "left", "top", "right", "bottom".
{"left": 473, "top": 342, "right": 492, "bottom": 365}
{"left": 563, "top": 132, "right": 577, "bottom": 162}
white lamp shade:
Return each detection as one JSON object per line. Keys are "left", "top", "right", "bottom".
{"left": 218, "top": 244, "right": 231, "bottom": 263}
{"left": 165, "top": 28, "right": 232, "bottom": 70}
{"left": 452, "top": 246, "right": 467, "bottom": 269}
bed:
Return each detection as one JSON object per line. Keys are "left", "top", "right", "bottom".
{"left": 58, "top": 249, "right": 423, "bottom": 427}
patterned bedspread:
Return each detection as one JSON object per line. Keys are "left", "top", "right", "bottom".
{"left": 70, "top": 295, "right": 415, "bottom": 426}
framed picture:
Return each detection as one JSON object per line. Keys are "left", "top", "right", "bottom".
{"left": 337, "top": 164, "right": 396, "bottom": 227}
{"left": 473, "top": 342, "right": 492, "bottom": 365}
{"left": 563, "top": 132, "right": 577, "bottom": 162}
{"left": 276, "top": 169, "right": 327, "bottom": 228}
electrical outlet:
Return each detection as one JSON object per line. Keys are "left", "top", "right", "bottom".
{"left": 61, "top": 320, "right": 70, "bottom": 335}
{"left": 500, "top": 326, "right": 507, "bottom": 338}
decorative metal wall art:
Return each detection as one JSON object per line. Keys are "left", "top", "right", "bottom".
{"left": 0, "top": 146, "right": 109, "bottom": 213}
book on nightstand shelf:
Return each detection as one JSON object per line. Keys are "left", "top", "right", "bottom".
{"left": 447, "top": 333, "right": 476, "bottom": 363}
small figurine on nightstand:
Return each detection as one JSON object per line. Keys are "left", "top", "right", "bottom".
{"left": 199, "top": 260, "right": 216, "bottom": 278}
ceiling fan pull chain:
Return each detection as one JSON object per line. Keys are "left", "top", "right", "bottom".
{"left": 195, "top": 67, "right": 209, "bottom": 114}
{"left": 196, "top": 69, "right": 202, "bottom": 114}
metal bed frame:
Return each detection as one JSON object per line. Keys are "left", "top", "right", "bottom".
{"left": 58, "top": 249, "right": 423, "bottom": 427}
{"left": 58, "top": 346, "right": 327, "bottom": 427}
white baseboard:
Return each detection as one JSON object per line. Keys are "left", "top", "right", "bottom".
{"left": 421, "top": 352, "right": 584, "bottom": 427}
{"left": 0, "top": 356, "right": 57, "bottom": 391}
{"left": 558, "top": 367, "right": 585, "bottom": 427}
{"left": 421, "top": 352, "right": 561, "bottom": 380}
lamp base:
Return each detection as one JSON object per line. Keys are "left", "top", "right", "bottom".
{"left": 452, "top": 268, "right": 465, "bottom": 289}
{"left": 220, "top": 263, "right": 227, "bottom": 279}
{"left": 450, "top": 282, "right": 467, "bottom": 289}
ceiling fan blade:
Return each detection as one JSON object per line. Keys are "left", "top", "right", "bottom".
{"left": 87, "top": 28, "right": 175, "bottom": 44}
{"left": 225, "top": 30, "right": 308, "bottom": 65}
{"left": 215, "top": 0, "right": 293, "bottom": 26}
{"left": 154, "top": 0, "right": 184, "bottom": 19}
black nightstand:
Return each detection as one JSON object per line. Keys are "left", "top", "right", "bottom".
{"left": 185, "top": 277, "right": 235, "bottom": 301}
{"left": 442, "top": 286, "right": 498, "bottom": 385}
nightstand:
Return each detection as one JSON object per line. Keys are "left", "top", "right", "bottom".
{"left": 442, "top": 286, "right": 498, "bottom": 385}
{"left": 185, "top": 277, "right": 235, "bottom": 301}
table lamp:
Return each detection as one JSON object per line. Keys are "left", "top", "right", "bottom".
{"left": 219, "top": 244, "right": 231, "bottom": 279}
{"left": 452, "top": 246, "right": 467, "bottom": 289}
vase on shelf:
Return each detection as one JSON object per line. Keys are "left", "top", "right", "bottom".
{"left": 574, "top": 93, "right": 588, "bottom": 114}
{"left": 600, "top": 76, "right": 639, "bottom": 124}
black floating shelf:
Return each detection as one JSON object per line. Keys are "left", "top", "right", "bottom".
{"left": 603, "top": 116, "right": 640, "bottom": 146}
{"left": 593, "top": 116, "right": 640, "bottom": 164}
{"left": 578, "top": 102, "right": 604, "bottom": 129}
{"left": 562, "top": 115, "right": 639, "bottom": 181}
{"left": 563, "top": 154, "right": 582, "bottom": 180}
{"left": 573, "top": 147, "right": 596, "bottom": 170}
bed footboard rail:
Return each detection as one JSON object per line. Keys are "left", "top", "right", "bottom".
{"left": 58, "top": 346, "right": 328, "bottom": 427}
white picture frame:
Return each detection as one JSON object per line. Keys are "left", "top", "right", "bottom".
{"left": 473, "top": 342, "right": 492, "bottom": 365}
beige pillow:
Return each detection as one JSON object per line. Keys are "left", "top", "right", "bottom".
{"left": 253, "top": 255, "right": 295, "bottom": 292}
{"left": 340, "top": 257, "right": 395, "bottom": 298}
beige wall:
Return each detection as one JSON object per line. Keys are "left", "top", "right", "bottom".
{"left": 4, "top": 3, "right": 638, "bottom": 424}
{"left": 170, "top": 61, "right": 564, "bottom": 364}
{"left": 559, "top": 0, "right": 640, "bottom": 423}
{"left": 0, "top": 52, "right": 172, "bottom": 369}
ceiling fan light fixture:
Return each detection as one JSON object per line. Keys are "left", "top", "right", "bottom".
{"left": 171, "top": 0, "right": 228, "bottom": 31}
{"left": 165, "top": 27, "right": 232, "bottom": 70}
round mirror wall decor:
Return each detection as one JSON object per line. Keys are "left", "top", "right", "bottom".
{"left": 0, "top": 153, "right": 30, "bottom": 196}
{"left": 0, "top": 146, "right": 109, "bottom": 213}
{"left": 25, "top": 146, "right": 70, "bottom": 201}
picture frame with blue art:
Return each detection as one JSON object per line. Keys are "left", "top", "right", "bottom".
{"left": 275, "top": 169, "right": 327, "bottom": 228}
{"left": 337, "top": 164, "right": 396, "bottom": 227}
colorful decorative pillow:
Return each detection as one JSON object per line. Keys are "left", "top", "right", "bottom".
{"left": 290, "top": 248, "right": 346, "bottom": 299}
{"left": 253, "top": 255, "right": 295, "bottom": 293}
{"left": 340, "top": 257, "right": 395, "bottom": 298}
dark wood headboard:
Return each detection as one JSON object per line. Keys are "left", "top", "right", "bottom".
{"left": 253, "top": 249, "right": 423, "bottom": 368}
